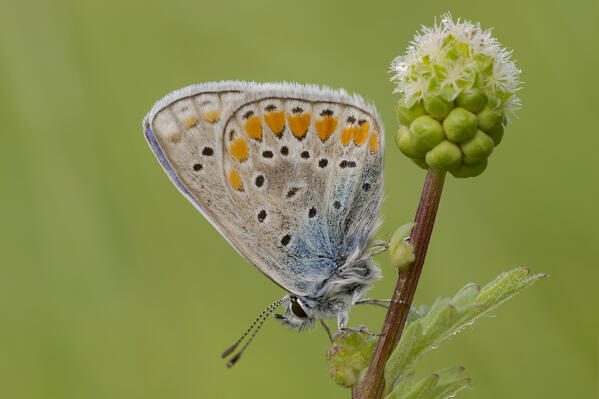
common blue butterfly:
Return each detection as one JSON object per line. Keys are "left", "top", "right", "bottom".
{"left": 143, "top": 81, "right": 385, "bottom": 365}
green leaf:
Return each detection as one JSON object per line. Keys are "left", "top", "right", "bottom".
{"left": 385, "top": 367, "right": 471, "bottom": 399}
{"left": 384, "top": 268, "right": 547, "bottom": 393}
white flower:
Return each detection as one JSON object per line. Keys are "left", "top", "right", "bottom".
{"left": 391, "top": 13, "right": 521, "bottom": 115}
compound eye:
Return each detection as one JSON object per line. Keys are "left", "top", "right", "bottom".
{"left": 290, "top": 297, "right": 308, "bottom": 318}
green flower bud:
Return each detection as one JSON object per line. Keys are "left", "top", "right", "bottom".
{"left": 460, "top": 130, "right": 494, "bottom": 164}
{"left": 456, "top": 88, "right": 488, "bottom": 113}
{"left": 396, "top": 101, "right": 427, "bottom": 126}
{"left": 410, "top": 115, "right": 445, "bottom": 151}
{"left": 442, "top": 107, "right": 478, "bottom": 143}
{"left": 450, "top": 159, "right": 488, "bottom": 178}
{"left": 423, "top": 94, "right": 454, "bottom": 120}
{"left": 411, "top": 157, "right": 428, "bottom": 169}
{"left": 388, "top": 222, "right": 416, "bottom": 271}
{"left": 477, "top": 106, "right": 504, "bottom": 132}
{"left": 326, "top": 326, "right": 377, "bottom": 388}
{"left": 396, "top": 126, "right": 426, "bottom": 158}
{"left": 425, "top": 140, "right": 462, "bottom": 171}
{"left": 485, "top": 123, "right": 504, "bottom": 146}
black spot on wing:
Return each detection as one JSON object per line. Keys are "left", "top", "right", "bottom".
{"left": 257, "top": 209, "right": 267, "bottom": 222}
{"left": 255, "top": 175, "right": 265, "bottom": 188}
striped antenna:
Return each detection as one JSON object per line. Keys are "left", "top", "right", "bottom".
{"left": 221, "top": 296, "right": 289, "bottom": 367}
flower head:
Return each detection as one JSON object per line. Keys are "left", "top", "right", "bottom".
{"left": 392, "top": 14, "right": 522, "bottom": 177}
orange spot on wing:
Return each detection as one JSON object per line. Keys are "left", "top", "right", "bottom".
{"left": 341, "top": 124, "right": 355, "bottom": 146}
{"left": 287, "top": 112, "right": 311, "bottom": 139}
{"left": 353, "top": 121, "right": 370, "bottom": 146}
{"left": 315, "top": 115, "right": 338, "bottom": 142}
{"left": 202, "top": 110, "right": 221, "bottom": 123}
{"left": 184, "top": 115, "right": 198, "bottom": 128}
{"left": 229, "top": 137, "right": 249, "bottom": 161}
{"left": 244, "top": 116, "right": 262, "bottom": 140}
{"left": 169, "top": 132, "right": 181, "bottom": 143}
{"left": 369, "top": 130, "right": 379, "bottom": 153}
{"left": 228, "top": 168, "right": 244, "bottom": 191}
{"left": 264, "top": 111, "right": 285, "bottom": 135}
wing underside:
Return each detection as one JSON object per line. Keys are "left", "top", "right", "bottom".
{"left": 143, "top": 82, "right": 384, "bottom": 296}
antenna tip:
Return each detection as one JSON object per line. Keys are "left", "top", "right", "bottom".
{"left": 226, "top": 352, "right": 242, "bottom": 368}
{"left": 221, "top": 346, "right": 236, "bottom": 358}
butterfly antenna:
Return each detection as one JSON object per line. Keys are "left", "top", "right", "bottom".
{"left": 221, "top": 296, "right": 289, "bottom": 367}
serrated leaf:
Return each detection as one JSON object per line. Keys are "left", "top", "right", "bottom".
{"left": 385, "top": 367, "right": 470, "bottom": 399}
{"left": 384, "top": 268, "right": 546, "bottom": 393}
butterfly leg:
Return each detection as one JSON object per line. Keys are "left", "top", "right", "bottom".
{"left": 337, "top": 240, "right": 391, "bottom": 272}
{"left": 339, "top": 326, "right": 383, "bottom": 337}
{"left": 320, "top": 319, "right": 333, "bottom": 343}
{"left": 354, "top": 298, "right": 407, "bottom": 309}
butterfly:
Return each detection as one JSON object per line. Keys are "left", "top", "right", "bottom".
{"left": 143, "top": 81, "right": 386, "bottom": 366}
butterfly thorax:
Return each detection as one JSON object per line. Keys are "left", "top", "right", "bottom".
{"left": 275, "top": 259, "right": 381, "bottom": 330}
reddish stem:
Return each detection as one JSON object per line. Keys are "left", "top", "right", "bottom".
{"left": 358, "top": 168, "right": 446, "bottom": 399}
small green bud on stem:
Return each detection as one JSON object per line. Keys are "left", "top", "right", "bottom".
{"left": 327, "top": 326, "right": 377, "bottom": 388}
{"left": 388, "top": 222, "right": 416, "bottom": 270}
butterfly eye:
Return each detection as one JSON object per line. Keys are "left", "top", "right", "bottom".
{"left": 290, "top": 297, "right": 308, "bottom": 318}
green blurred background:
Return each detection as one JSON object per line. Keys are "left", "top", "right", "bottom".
{"left": 1, "top": 0, "right": 597, "bottom": 398}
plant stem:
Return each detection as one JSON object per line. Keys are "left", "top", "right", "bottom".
{"left": 358, "top": 168, "right": 446, "bottom": 399}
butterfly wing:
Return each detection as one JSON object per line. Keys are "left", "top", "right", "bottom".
{"left": 144, "top": 82, "right": 384, "bottom": 297}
